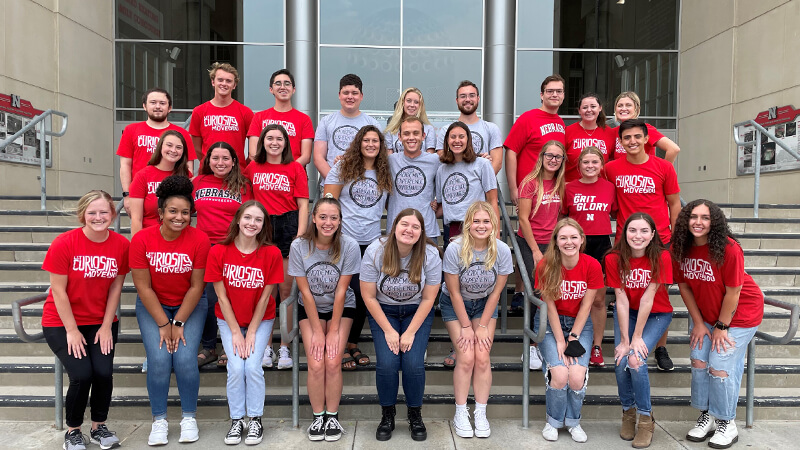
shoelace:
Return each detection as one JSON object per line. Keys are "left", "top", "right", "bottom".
{"left": 309, "top": 416, "right": 324, "bottom": 432}
{"left": 93, "top": 424, "right": 115, "bottom": 438}
{"left": 66, "top": 431, "right": 86, "bottom": 446}
{"left": 227, "top": 420, "right": 244, "bottom": 438}
{"left": 153, "top": 420, "right": 169, "bottom": 432}
{"left": 474, "top": 409, "right": 487, "bottom": 425}
{"left": 279, "top": 347, "right": 291, "bottom": 359}
{"left": 696, "top": 412, "right": 711, "bottom": 429}
{"left": 326, "top": 417, "right": 345, "bottom": 434}
{"left": 248, "top": 419, "right": 262, "bottom": 436}
{"left": 716, "top": 420, "right": 729, "bottom": 433}
{"left": 455, "top": 407, "right": 471, "bottom": 424}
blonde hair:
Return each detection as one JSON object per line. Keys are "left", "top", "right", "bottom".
{"left": 615, "top": 91, "right": 641, "bottom": 120}
{"left": 458, "top": 201, "right": 499, "bottom": 271}
{"left": 519, "top": 141, "right": 566, "bottom": 218}
{"left": 209, "top": 62, "right": 240, "bottom": 85}
{"left": 385, "top": 87, "right": 432, "bottom": 134}
{"left": 76, "top": 190, "right": 115, "bottom": 225}
{"left": 538, "top": 218, "right": 586, "bottom": 302}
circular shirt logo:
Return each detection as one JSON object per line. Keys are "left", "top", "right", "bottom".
{"left": 395, "top": 166, "right": 426, "bottom": 197}
{"left": 471, "top": 131, "right": 485, "bottom": 154}
{"left": 306, "top": 261, "right": 341, "bottom": 296}
{"left": 332, "top": 125, "right": 359, "bottom": 151}
{"left": 442, "top": 172, "right": 469, "bottom": 205}
{"left": 379, "top": 270, "right": 421, "bottom": 302}
{"left": 460, "top": 262, "right": 497, "bottom": 295}
{"left": 349, "top": 177, "right": 382, "bottom": 208}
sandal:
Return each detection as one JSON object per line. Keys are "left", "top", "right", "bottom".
{"left": 342, "top": 355, "right": 357, "bottom": 371}
{"left": 216, "top": 350, "right": 227, "bottom": 367}
{"left": 197, "top": 348, "right": 217, "bottom": 367}
{"left": 348, "top": 347, "right": 370, "bottom": 366}
{"left": 443, "top": 348, "right": 456, "bottom": 368}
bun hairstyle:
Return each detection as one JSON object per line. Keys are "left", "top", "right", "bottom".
{"left": 156, "top": 175, "right": 194, "bottom": 212}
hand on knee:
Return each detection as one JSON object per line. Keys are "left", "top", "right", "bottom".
{"left": 691, "top": 358, "right": 707, "bottom": 369}
{"left": 709, "top": 366, "right": 728, "bottom": 378}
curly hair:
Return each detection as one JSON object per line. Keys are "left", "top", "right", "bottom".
{"left": 671, "top": 199, "right": 739, "bottom": 266}
{"left": 337, "top": 125, "right": 393, "bottom": 194}
{"left": 609, "top": 212, "right": 665, "bottom": 283}
{"left": 156, "top": 175, "right": 194, "bottom": 212}
{"left": 537, "top": 218, "right": 586, "bottom": 302}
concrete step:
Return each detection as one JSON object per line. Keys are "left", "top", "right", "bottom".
{"left": 722, "top": 204, "right": 800, "bottom": 219}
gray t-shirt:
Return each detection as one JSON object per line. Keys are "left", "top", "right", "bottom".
{"left": 442, "top": 237, "right": 514, "bottom": 300}
{"left": 325, "top": 162, "right": 387, "bottom": 245}
{"left": 435, "top": 157, "right": 497, "bottom": 225}
{"left": 288, "top": 235, "right": 360, "bottom": 313}
{"left": 435, "top": 119, "right": 503, "bottom": 155}
{"left": 384, "top": 124, "right": 436, "bottom": 154}
{"left": 360, "top": 238, "right": 442, "bottom": 306}
{"left": 387, "top": 151, "right": 441, "bottom": 237}
{"left": 315, "top": 110, "right": 381, "bottom": 173}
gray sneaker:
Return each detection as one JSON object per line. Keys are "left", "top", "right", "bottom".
{"left": 89, "top": 424, "right": 120, "bottom": 449}
{"left": 64, "top": 429, "right": 87, "bottom": 450}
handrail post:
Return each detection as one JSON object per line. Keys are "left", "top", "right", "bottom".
{"left": 753, "top": 131, "right": 761, "bottom": 218}
{"left": 55, "top": 357, "right": 64, "bottom": 430}
{"left": 522, "top": 292, "right": 530, "bottom": 429}
{"left": 39, "top": 120, "right": 47, "bottom": 211}
{"left": 746, "top": 339, "right": 756, "bottom": 428}
{"left": 279, "top": 282, "right": 300, "bottom": 428}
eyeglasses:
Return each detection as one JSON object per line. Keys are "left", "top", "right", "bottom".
{"left": 273, "top": 81, "right": 293, "bottom": 87}
{"left": 543, "top": 153, "right": 564, "bottom": 162}
{"left": 457, "top": 93, "right": 478, "bottom": 100}
{"left": 544, "top": 89, "right": 564, "bottom": 95}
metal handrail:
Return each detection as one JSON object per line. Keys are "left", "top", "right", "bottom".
{"left": 732, "top": 120, "right": 800, "bottom": 218}
{"left": 495, "top": 189, "right": 547, "bottom": 429}
{"left": 279, "top": 281, "right": 300, "bottom": 428}
{"left": 0, "top": 110, "right": 68, "bottom": 210}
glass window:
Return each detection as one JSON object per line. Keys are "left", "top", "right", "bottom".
{"left": 517, "top": 0, "right": 555, "bottom": 49}
{"left": 320, "top": 0, "right": 400, "bottom": 45}
{"left": 116, "top": 0, "right": 241, "bottom": 41}
{"left": 319, "top": 47, "right": 400, "bottom": 113}
{"left": 243, "top": 0, "right": 284, "bottom": 43}
{"left": 402, "top": 0, "right": 482, "bottom": 47}
{"left": 401, "top": 49, "right": 481, "bottom": 113}
{"left": 242, "top": 46, "right": 285, "bottom": 112}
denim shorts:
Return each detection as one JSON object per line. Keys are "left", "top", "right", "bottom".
{"left": 439, "top": 292, "right": 498, "bottom": 322}
{"left": 270, "top": 209, "right": 299, "bottom": 258}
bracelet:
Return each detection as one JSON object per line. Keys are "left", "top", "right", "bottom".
{"left": 478, "top": 324, "right": 488, "bottom": 329}
{"left": 462, "top": 324, "right": 471, "bottom": 329}
{"left": 158, "top": 320, "right": 171, "bottom": 328}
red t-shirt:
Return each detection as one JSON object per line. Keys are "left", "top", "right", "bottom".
{"left": 605, "top": 250, "right": 673, "bottom": 313}
{"left": 674, "top": 237, "right": 764, "bottom": 328}
{"left": 116, "top": 122, "right": 196, "bottom": 180}
{"left": 129, "top": 166, "right": 175, "bottom": 230}
{"left": 129, "top": 225, "right": 211, "bottom": 307}
{"left": 535, "top": 253, "right": 604, "bottom": 318}
{"left": 244, "top": 161, "right": 309, "bottom": 215}
{"left": 192, "top": 175, "right": 253, "bottom": 243}
{"left": 605, "top": 155, "right": 679, "bottom": 244}
{"left": 247, "top": 108, "right": 314, "bottom": 161}
{"left": 205, "top": 243, "right": 284, "bottom": 326}
{"left": 41, "top": 229, "right": 130, "bottom": 327}
{"left": 561, "top": 178, "right": 616, "bottom": 236}
{"left": 517, "top": 178, "right": 561, "bottom": 244}
{"left": 612, "top": 123, "right": 665, "bottom": 159}
{"left": 564, "top": 123, "right": 616, "bottom": 182}
{"left": 190, "top": 100, "right": 254, "bottom": 168}
{"left": 504, "top": 109, "right": 565, "bottom": 187}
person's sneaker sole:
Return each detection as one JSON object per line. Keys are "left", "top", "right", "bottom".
{"left": 685, "top": 429, "right": 715, "bottom": 442}
{"left": 453, "top": 424, "right": 474, "bottom": 438}
{"left": 89, "top": 437, "right": 120, "bottom": 450}
{"left": 244, "top": 436, "right": 263, "bottom": 445}
{"left": 277, "top": 361, "right": 293, "bottom": 370}
{"left": 147, "top": 439, "right": 167, "bottom": 446}
{"left": 224, "top": 437, "right": 241, "bottom": 445}
{"left": 178, "top": 436, "right": 199, "bottom": 443}
{"left": 324, "top": 433, "right": 342, "bottom": 442}
{"left": 708, "top": 436, "right": 738, "bottom": 449}
{"left": 475, "top": 428, "right": 491, "bottom": 438}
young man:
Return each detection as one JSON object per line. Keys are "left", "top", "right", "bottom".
{"left": 314, "top": 73, "right": 380, "bottom": 187}
{"left": 387, "top": 117, "right": 441, "bottom": 239}
{"left": 247, "top": 69, "right": 314, "bottom": 166}
{"left": 605, "top": 119, "right": 682, "bottom": 371}
{"left": 117, "top": 88, "right": 195, "bottom": 215}
{"left": 435, "top": 80, "right": 503, "bottom": 175}
{"left": 190, "top": 62, "right": 254, "bottom": 169}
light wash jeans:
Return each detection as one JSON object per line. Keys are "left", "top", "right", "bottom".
{"left": 613, "top": 308, "right": 672, "bottom": 416}
{"left": 217, "top": 318, "right": 274, "bottom": 419}
{"left": 534, "top": 312, "right": 593, "bottom": 428}
{"left": 689, "top": 321, "right": 757, "bottom": 421}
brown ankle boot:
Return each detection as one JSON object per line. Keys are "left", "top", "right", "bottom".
{"left": 632, "top": 413, "right": 655, "bottom": 448}
{"left": 620, "top": 408, "right": 636, "bottom": 440}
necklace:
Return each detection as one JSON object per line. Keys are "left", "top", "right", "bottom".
{"left": 580, "top": 123, "right": 597, "bottom": 137}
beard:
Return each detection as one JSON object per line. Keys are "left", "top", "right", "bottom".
{"left": 457, "top": 102, "right": 477, "bottom": 115}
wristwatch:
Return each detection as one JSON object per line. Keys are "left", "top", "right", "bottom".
{"left": 569, "top": 332, "right": 579, "bottom": 339}
{"left": 713, "top": 320, "right": 730, "bottom": 331}
{"left": 172, "top": 319, "right": 185, "bottom": 328}
{"left": 122, "top": 191, "right": 129, "bottom": 197}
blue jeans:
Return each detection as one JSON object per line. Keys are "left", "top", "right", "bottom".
{"left": 439, "top": 292, "right": 498, "bottom": 322}
{"left": 218, "top": 318, "right": 274, "bottom": 419}
{"left": 368, "top": 303, "right": 434, "bottom": 407}
{"left": 136, "top": 294, "right": 207, "bottom": 419}
{"left": 613, "top": 308, "right": 672, "bottom": 416}
{"left": 201, "top": 281, "right": 219, "bottom": 350}
{"left": 689, "top": 321, "right": 757, "bottom": 421}
{"left": 534, "top": 312, "right": 593, "bottom": 428}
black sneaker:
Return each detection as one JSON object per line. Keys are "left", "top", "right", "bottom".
{"left": 245, "top": 416, "right": 263, "bottom": 445}
{"left": 307, "top": 414, "right": 325, "bottom": 441}
{"left": 225, "top": 418, "right": 245, "bottom": 445}
{"left": 654, "top": 346, "right": 674, "bottom": 371}
{"left": 324, "top": 413, "right": 345, "bottom": 442}
{"left": 64, "top": 429, "right": 87, "bottom": 450}
{"left": 89, "top": 424, "right": 120, "bottom": 449}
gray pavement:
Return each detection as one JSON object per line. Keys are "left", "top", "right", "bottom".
{"left": 7, "top": 418, "right": 800, "bottom": 449}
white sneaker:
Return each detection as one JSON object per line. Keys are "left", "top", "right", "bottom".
{"left": 568, "top": 424, "right": 587, "bottom": 443}
{"left": 687, "top": 411, "right": 715, "bottom": 442}
{"left": 709, "top": 419, "right": 738, "bottom": 449}
{"left": 473, "top": 408, "right": 491, "bottom": 438}
{"left": 179, "top": 417, "right": 199, "bottom": 443}
{"left": 277, "top": 346, "right": 292, "bottom": 369}
{"left": 262, "top": 347, "right": 275, "bottom": 368}
{"left": 524, "top": 346, "right": 542, "bottom": 370}
{"left": 452, "top": 407, "right": 474, "bottom": 438}
{"left": 148, "top": 419, "right": 168, "bottom": 446}
{"left": 142, "top": 357, "right": 148, "bottom": 373}
{"left": 542, "top": 423, "right": 559, "bottom": 441}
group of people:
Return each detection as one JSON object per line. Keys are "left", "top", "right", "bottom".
{"left": 41, "top": 63, "right": 762, "bottom": 450}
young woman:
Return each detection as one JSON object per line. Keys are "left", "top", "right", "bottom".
{"left": 289, "top": 196, "right": 361, "bottom": 442}
{"left": 245, "top": 123, "right": 309, "bottom": 369}
{"left": 534, "top": 218, "right": 603, "bottom": 443}
{"left": 435, "top": 121, "right": 500, "bottom": 239}
{"left": 384, "top": 87, "right": 436, "bottom": 153}
{"left": 671, "top": 199, "right": 764, "bottom": 449}
{"left": 130, "top": 175, "right": 211, "bottom": 446}
{"left": 564, "top": 94, "right": 615, "bottom": 182}
{"left": 129, "top": 129, "right": 192, "bottom": 235}
{"left": 613, "top": 91, "right": 680, "bottom": 163}
{"left": 42, "top": 190, "right": 129, "bottom": 450}
{"left": 205, "top": 201, "right": 283, "bottom": 445}
{"left": 605, "top": 213, "right": 673, "bottom": 449}
{"left": 442, "top": 202, "right": 512, "bottom": 439}
{"left": 361, "top": 209, "right": 442, "bottom": 442}
{"left": 193, "top": 141, "right": 253, "bottom": 368}
{"left": 324, "top": 125, "right": 393, "bottom": 371}
{"left": 516, "top": 141, "right": 566, "bottom": 369}
{"left": 561, "top": 146, "right": 617, "bottom": 367}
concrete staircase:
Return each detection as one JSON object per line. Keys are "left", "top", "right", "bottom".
{"left": 0, "top": 196, "right": 799, "bottom": 423}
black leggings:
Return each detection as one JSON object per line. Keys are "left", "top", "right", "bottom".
{"left": 44, "top": 322, "right": 119, "bottom": 428}
{"left": 347, "top": 244, "right": 370, "bottom": 345}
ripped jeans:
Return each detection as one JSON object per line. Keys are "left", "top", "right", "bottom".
{"left": 534, "top": 312, "right": 593, "bottom": 428}
{"left": 689, "top": 321, "right": 757, "bottom": 421}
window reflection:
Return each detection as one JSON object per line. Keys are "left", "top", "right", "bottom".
{"left": 320, "top": 0, "right": 400, "bottom": 45}
{"left": 319, "top": 48, "right": 400, "bottom": 112}
{"left": 402, "top": 49, "right": 481, "bottom": 113}
{"left": 402, "top": 0, "right": 482, "bottom": 47}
